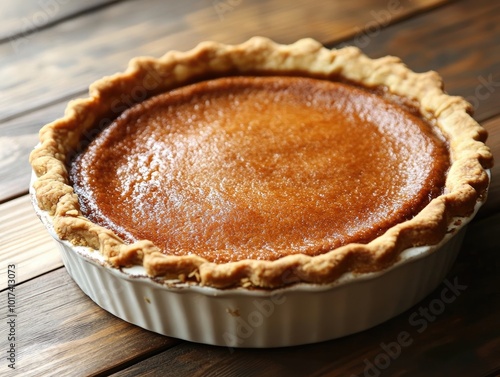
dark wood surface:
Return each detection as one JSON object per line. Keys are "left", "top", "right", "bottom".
{"left": 1, "top": 0, "right": 499, "bottom": 376}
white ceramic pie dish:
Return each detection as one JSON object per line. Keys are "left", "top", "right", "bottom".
{"left": 29, "top": 171, "right": 489, "bottom": 348}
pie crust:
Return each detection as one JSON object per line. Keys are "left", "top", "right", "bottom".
{"left": 30, "top": 37, "right": 493, "bottom": 289}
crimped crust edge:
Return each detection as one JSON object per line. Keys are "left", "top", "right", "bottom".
{"left": 30, "top": 37, "right": 493, "bottom": 289}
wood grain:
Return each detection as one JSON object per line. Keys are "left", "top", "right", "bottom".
{"left": 0, "top": 267, "right": 179, "bottom": 377}
{"left": 0, "top": 195, "right": 62, "bottom": 289}
{"left": 0, "top": 0, "right": 121, "bottom": 41}
{"left": 335, "top": 0, "right": 500, "bottom": 122}
{"left": 0, "top": 101, "right": 68, "bottom": 202}
{"left": 0, "top": 0, "right": 450, "bottom": 122}
{"left": 109, "top": 214, "right": 500, "bottom": 377}
{"left": 1, "top": 1, "right": 499, "bottom": 375}
{"left": 0, "top": 0, "right": 496, "bottom": 203}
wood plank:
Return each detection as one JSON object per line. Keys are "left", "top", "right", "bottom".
{"left": 106, "top": 214, "right": 500, "bottom": 377}
{"left": 0, "top": 0, "right": 450, "bottom": 122}
{"left": 0, "top": 0, "right": 121, "bottom": 41}
{"left": 0, "top": 101, "right": 68, "bottom": 202}
{"left": 0, "top": 267, "right": 179, "bottom": 376}
{"left": 2, "top": 0, "right": 498, "bottom": 203}
{"left": 0, "top": 195, "right": 62, "bottom": 289}
{"left": 334, "top": 0, "right": 500, "bottom": 122}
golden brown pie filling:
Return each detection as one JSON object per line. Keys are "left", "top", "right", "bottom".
{"left": 70, "top": 76, "right": 449, "bottom": 263}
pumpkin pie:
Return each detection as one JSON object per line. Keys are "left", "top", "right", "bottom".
{"left": 30, "top": 37, "right": 492, "bottom": 289}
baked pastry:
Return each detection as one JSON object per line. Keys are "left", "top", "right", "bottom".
{"left": 30, "top": 37, "right": 492, "bottom": 289}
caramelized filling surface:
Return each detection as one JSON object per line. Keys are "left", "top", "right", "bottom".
{"left": 71, "top": 76, "right": 450, "bottom": 263}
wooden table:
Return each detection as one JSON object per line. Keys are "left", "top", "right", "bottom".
{"left": 1, "top": 0, "right": 499, "bottom": 375}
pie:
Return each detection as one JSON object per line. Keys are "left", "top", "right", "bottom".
{"left": 30, "top": 37, "right": 493, "bottom": 289}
